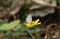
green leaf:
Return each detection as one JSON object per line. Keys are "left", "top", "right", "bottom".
{"left": 5, "top": 31, "right": 12, "bottom": 37}
{"left": 16, "top": 24, "right": 21, "bottom": 29}
{"left": 30, "top": 28, "right": 41, "bottom": 33}
{"left": 0, "top": 22, "right": 4, "bottom": 26}
{"left": 0, "top": 20, "right": 20, "bottom": 31}
{"left": 18, "top": 22, "right": 26, "bottom": 32}
{"left": 57, "top": 0, "right": 60, "bottom": 3}
{"left": 18, "top": 26, "right": 26, "bottom": 32}
{"left": 6, "top": 0, "right": 13, "bottom": 3}
{"left": 12, "top": 32, "right": 27, "bottom": 37}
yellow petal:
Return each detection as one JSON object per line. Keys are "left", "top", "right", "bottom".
{"left": 25, "top": 19, "right": 41, "bottom": 28}
{"left": 25, "top": 23, "right": 30, "bottom": 26}
{"left": 37, "top": 22, "right": 41, "bottom": 25}
{"left": 25, "top": 23, "right": 34, "bottom": 27}
{"left": 35, "top": 19, "right": 39, "bottom": 23}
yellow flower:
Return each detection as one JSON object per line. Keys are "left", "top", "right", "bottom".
{"left": 25, "top": 19, "right": 41, "bottom": 28}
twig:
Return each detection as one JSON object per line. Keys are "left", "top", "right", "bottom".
{"left": 46, "top": 23, "right": 57, "bottom": 31}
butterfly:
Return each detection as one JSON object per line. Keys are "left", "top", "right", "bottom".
{"left": 26, "top": 14, "right": 32, "bottom": 22}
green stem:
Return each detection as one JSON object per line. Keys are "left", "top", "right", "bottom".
{"left": 34, "top": 27, "right": 40, "bottom": 39}
{"left": 25, "top": 28, "right": 35, "bottom": 39}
